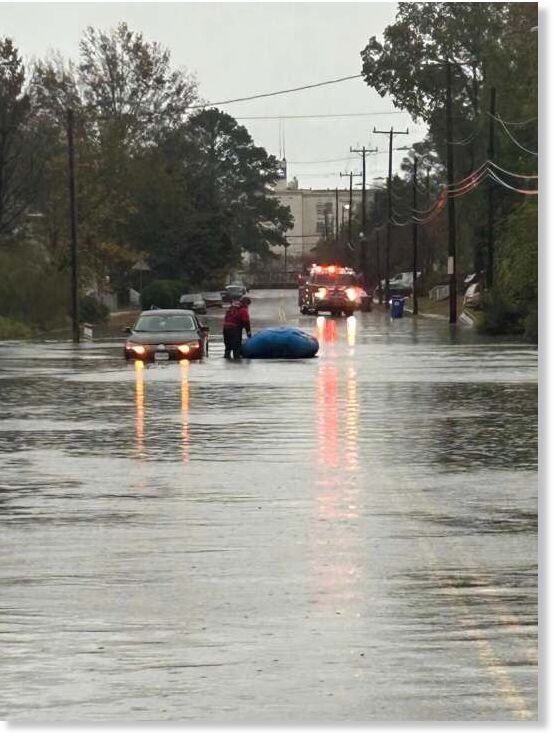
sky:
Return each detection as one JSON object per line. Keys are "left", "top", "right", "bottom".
{"left": 0, "top": 1, "right": 429, "bottom": 191}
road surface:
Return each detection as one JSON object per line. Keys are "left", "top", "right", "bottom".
{"left": 0, "top": 290, "right": 538, "bottom": 721}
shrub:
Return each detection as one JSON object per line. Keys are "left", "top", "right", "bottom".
{"left": 477, "top": 289, "right": 523, "bottom": 335}
{"left": 79, "top": 294, "right": 110, "bottom": 325}
{"left": 140, "top": 279, "right": 186, "bottom": 309}
{"left": 0, "top": 240, "right": 70, "bottom": 331}
{"left": 0, "top": 316, "right": 33, "bottom": 339}
{"left": 523, "top": 306, "right": 538, "bottom": 343}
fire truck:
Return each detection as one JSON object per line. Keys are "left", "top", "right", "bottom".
{"left": 298, "top": 265, "right": 371, "bottom": 317}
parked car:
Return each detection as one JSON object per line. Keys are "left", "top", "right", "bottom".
{"left": 463, "top": 282, "right": 482, "bottom": 309}
{"left": 179, "top": 293, "right": 207, "bottom": 314}
{"left": 221, "top": 284, "right": 247, "bottom": 303}
{"left": 202, "top": 291, "right": 224, "bottom": 308}
{"left": 380, "top": 271, "right": 422, "bottom": 296}
{"left": 124, "top": 309, "right": 209, "bottom": 361}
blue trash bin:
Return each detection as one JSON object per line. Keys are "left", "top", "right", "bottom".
{"left": 390, "top": 295, "right": 405, "bottom": 319}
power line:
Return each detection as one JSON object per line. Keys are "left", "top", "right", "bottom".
{"left": 288, "top": 156, "right": 359, "bottom": 165}
{"left": 489, "top": 112, "right": 538, "bottom": 156}
{"left": 235, "top": 111, "right": 407, "bottom": 120}
{"left": 189, "top": 74, "right": 362, "bottom": 109}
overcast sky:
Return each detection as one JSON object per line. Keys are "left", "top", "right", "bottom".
{"left": 1, "top": 1, "right": 428, "bottom": 191}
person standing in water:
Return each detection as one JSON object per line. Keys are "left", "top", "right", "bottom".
{"left": 223, "top": 296, "right": 252, "bottom": 359}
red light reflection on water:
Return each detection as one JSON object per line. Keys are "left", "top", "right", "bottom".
{"left": 134, "top": 360, "right": 145, "bottom": 459}
{"left": 180, "top": 359, "right": 190, "bottom": 463}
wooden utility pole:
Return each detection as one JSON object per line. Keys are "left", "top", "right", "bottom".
{"left": 340, "top": 170, "right": 362, "bottom": 247}
{"left": 487, "top": 87, "right": 497, "bottom": 288}
{"left": 349, "top": 145, "right": 377, "bottom": 285}
{"left": 67, "top": 108, "right": 79, "bottom": 343}
{"left": 445, "top": 61, "right": 457, "bottom": 324}
{"left": 373, "top": 126, "right": 409, "bottom": 305}
{"left": 412, "top": 155, "right": 419, "bottom": 315}
{"left": 335, "top": 187, "right": 339, "bottom": 242}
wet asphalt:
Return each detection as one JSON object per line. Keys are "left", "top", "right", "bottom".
{"left": 0, "top": 290, "right": 538, "bottom": 721}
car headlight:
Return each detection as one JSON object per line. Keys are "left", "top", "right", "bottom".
{"left": 178, "top": 342, "right": 200, "bottom": 354}
{"left": 127, "top": 343, "right": 145, "bottom": 355}
{"left": 346, "top": 287, "right": 357, "bottom": 302}
{"left": 315, "top": 287, "right": 327, "bottom": 300}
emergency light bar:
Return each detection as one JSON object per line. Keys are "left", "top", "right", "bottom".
{"left": 309, "top": 264, "right": 355, "bottom": 276}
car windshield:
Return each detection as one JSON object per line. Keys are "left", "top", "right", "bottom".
{"left": 134, "top": 315, "right": 196, "bottom": 332}
{"left": 309, "top": 274, "right": 357, "bottom": 286}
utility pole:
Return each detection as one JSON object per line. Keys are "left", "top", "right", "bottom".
{"left": 349, "top": 145, "right": 377, "bottom": 285}
{"left": 412, "top": 155, "right": 419, "bottom": 315}
{"left": 335, "top": 187, "right": 339, "bottom": 242}
{"left": 445, "top": 60, "right": 457, "bottom": 324}
{"left": 67, "top": 108, "right": 79, "bottom": 343}
{"left": 373, "top": 126, "right": 409, "bottom": 306}
{"left": 375, "top": 226, "right": 383, "bottom": 304}
{"left": 340, "top": 170, "right": 362, "bottom": 246}
{"left": 487, "top": 87, "right": 496, "bottom": 289}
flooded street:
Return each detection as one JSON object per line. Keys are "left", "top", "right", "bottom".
{"left": 0, "top": 290, "right": 537, "bottom": 721}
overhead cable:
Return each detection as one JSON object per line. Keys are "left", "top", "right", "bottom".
{"left": 488, "top": 160, "right": 538, "bottom": 179}
{"left": 447, "top": 119, "right": 484, "bottom": 145}
{"left": 189, "top": 74, "right": 362, "bottom": 109}
{"left": 487, "top": 169, "right": 539, "bottom": 195}
{"left": 235, "top": 111, "right": 405, "bottom": 120}
{"left": 489, "top": 112, "right": 538, "bottom": 156}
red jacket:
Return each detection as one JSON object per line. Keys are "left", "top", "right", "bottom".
{"left": 224, "top": 303, "right": 251, "bottom": 334}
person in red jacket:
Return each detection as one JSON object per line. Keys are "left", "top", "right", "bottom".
{"left": 223, "top": 296, "right": 252, "bottom": 359}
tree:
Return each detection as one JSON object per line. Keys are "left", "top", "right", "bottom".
{"left": 360, "top": 2, "right": 538, "bottom": 324}
{"left": 128, "top": 109, "right": 293, "bottom": 285}
{"left": 79, "top": 22, "right": 197, "bottom": 147}
{"left": 0, "top": 38, "right": 44, "bottom": 236}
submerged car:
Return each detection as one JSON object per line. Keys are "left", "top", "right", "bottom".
{"left": 221, "top": 284, "right": 247, "bottom": 303}
{"left": 124, "top": 309, "right": 209, "bottom": 361}
{"left": 463, "top": 282, "right": 482, "bottom": 309}
{"left": 179, "top": 293, "right": 207, "bottom": 314}
{"left": 202, "top": 291, "right": 224, "bottom": 308}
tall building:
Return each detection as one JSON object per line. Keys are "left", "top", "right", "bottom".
{"left": 272, "top": 162, "right": 368, "bottom": 262}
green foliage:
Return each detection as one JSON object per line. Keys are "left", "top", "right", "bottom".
{"left": 0, "top": 239, "right": 70, "bottom": 331}
{"left": 140, "top": 279, "right": 186, "bottom": 310}
{"left": 0, "top": 316, "right": 33, "bottom": 339}
{"left": 360, "top": 3, "right": 537, "bottom": 333}
{"left": 477, "top": 289, "right": 522, "bottom": 335}
{"left": 128, "top": 108, "right": 293, "bottom": 285}
{"left": 0, "top": 37, "right": 42, "bottom": 235}
{"left": 477, "top": 201, "right": 537, "bottom": 343}
{"left": 79, "top": 294, "right": 109, "bottom": 324}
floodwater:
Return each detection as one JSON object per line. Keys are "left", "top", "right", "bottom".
{"left": 0, "top": 290, "right": 538, "bottom": 721}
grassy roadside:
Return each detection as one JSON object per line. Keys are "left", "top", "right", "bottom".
{"left": 404, "top": 296, "right": 466, "bottom": 319}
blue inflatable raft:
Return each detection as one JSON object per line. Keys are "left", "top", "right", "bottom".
{"left": 241, "top": 327, "right": 319, "bottom": 359}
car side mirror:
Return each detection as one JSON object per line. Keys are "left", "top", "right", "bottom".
{"left": 200, "top": 325, "right": 210, "bottom": 333}
{"left": 124, "top": 326, "right": 132, "bottom": 334}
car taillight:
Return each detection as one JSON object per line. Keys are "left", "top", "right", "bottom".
{"left": 346, "top": 287, "right": 357, "bottom": 301}
{"left": 316, "top": 287, "right": 327, "bottom": 299}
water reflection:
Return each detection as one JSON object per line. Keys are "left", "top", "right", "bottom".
{"left": 313, "top": 357, "right": 361, "bottom": 614}
{"left": 316, "top": 363, "right": 339, "bottom": 468}
{"left": 180, "top": 359, "right": 190, "bottom": 464}
{"left": 134, "top": 360, "right": 145, "bottom": 459}
{"left": 345, "top": 366, "right": 359, "bottom": 472}
{"left": 346, "top": 315, "right": 357, "bottom": 348}
{"left": 316, "top": 315, "right": 338, "bottom": 345}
